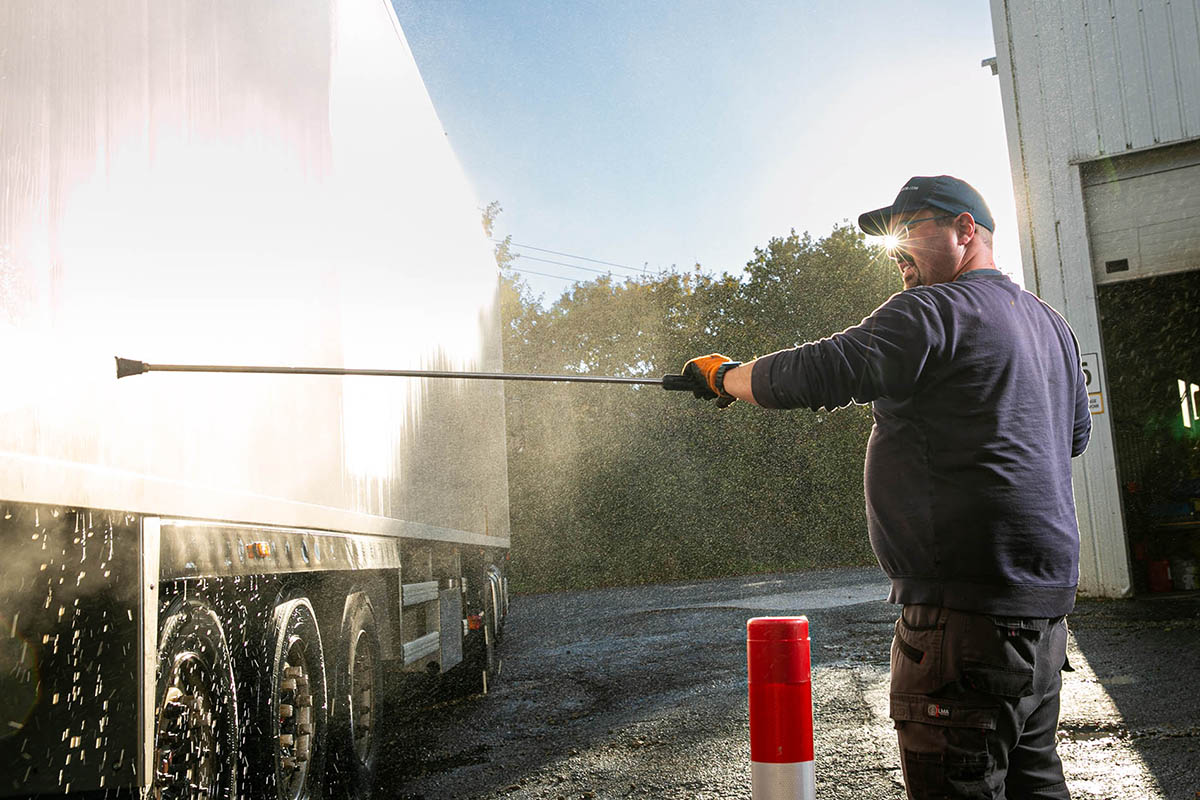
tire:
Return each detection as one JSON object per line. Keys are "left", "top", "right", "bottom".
{"left": 152, "top": 598, "right": 239, "bottom": 800}
{"left": 488, "top": 569, "right": 506, "bottom": 644}
{"left": 329, "top": 592, "right": 381, "bottom": 800}
{"left": 250, "top": 596, "right": 328, "bottom": 800}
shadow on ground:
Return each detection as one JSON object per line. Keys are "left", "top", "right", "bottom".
{"left": 1064, "top": 592, "right": 1200, "bottom": 799}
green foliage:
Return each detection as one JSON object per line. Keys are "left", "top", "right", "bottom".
{"left": 496, "top": 220, "right": 900, "bottom": 594}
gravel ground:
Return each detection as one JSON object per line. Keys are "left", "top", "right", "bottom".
{"left": 375, "top": 568, "right": 1200, "bottom": 799}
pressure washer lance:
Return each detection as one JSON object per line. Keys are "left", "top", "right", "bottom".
{"left": 115, "top": 357, "right": 698, "bottom": 391}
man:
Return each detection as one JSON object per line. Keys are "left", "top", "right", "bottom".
{"left": 682, "top": 176, "right": 1089, "bottom": 799}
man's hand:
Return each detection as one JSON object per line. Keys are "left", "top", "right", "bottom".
{"left": 682, "top": 353, "right": 741, "bottom": 408}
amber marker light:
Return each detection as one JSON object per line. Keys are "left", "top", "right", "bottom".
{"left": 247, "top": 541, "right": 272, "bottom": 559}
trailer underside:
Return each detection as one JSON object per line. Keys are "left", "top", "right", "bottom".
{"left": 0, "top": 501, "right": 508, "bottom": 798}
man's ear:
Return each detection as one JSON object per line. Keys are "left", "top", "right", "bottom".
{"left": 955, "top": 212, "right": 977, "bottom": 246}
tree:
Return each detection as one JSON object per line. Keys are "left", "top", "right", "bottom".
{"left": 490, "top": 208, "right": 900, "bottom": 592}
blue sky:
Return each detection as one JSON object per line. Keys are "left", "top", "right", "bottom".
{"left": 391, "top": 1, "right": 1018, "bottom": 302}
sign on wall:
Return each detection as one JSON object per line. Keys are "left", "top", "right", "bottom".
{"left": 1081, "top": 353, "right": 1104, "bottom": 414}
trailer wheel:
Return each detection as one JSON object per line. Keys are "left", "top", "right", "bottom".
{"left": 265, "top": 597, "right": 327, "bottom": 800}
{"left": 330, "top": 592, "right": 381, "bottom": 799}
{"left": 152, "top": 598, "right": 239, "bottom": 800}
{"left": 488, "top": 569, "right": 506, "bottom": 644}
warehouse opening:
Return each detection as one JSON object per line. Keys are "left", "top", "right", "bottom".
{"left": 1084, "top": 140, "right": 1200, "bottom": 594}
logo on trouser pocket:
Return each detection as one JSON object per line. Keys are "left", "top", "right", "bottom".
{"left": 927, "top": 703, "right": 952, "bottom": 719}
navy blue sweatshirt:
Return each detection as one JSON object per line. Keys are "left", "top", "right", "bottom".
{"left": 750, "top": 270, "right": 1090, "bottom": 617}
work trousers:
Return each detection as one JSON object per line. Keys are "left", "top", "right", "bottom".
{"left": 889, "top": 605, "right": 1072, "bottom": 800}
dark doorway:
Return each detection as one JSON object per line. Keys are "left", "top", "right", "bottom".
{"left": 1096, "top": 269, "right": 1200, "bottom": 594}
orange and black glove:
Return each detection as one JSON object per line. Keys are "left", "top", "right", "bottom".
{"left": 681, "top": 353, "right": 742, "bottom": 408}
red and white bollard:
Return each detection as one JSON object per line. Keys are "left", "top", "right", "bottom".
{"left": 747, "top": 616, "right": 814, "bottom": 799}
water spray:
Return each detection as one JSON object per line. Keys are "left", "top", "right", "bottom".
{"left": 116, "top": 357, "right": 696, "bottom": 391}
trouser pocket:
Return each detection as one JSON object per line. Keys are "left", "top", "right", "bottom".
{"left": 892, "top": 690, "right": 993, "bottom": 796}
{"left": 890, "top": 693, "right": 999, "bottom": 799}
{"left": 890, "top": 693, "right": 1000, "bottom": 731}
{"left": 961, "top": 659, "right": 1034, "bottom": 699}
{"left": 891, "top": 605, "right": 948, "bottom": 696}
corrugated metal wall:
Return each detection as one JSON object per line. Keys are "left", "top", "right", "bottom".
{"left": 990, "top": 0, "right": 1200, "bottom": 597}
{"left": 1000, "top": 0, "right": 1200, "bottom": 161}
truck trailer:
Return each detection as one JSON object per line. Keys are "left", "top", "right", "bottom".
{"left": 0, "top": 1, "right": 511, "bottom": 797}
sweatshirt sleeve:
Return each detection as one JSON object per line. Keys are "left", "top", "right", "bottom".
{"left": 750, "top": 290, "right": 947, "bottom": 411}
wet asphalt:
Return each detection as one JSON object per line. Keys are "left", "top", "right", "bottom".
{"left": 375, "top": 567, "right": 1200, "bottom": 800}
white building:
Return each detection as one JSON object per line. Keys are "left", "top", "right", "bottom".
{"left": 990, "top": 0, "right": 1200, "bottom": 597}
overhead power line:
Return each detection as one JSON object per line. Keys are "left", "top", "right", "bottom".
{"left": 514, "top": 254, "right": 636, "bottom": 276}
{"left": 503, "top": 253, "right": 660, "bottom": 284}
{"left": 505, "top": 266, "right": 578, "bottom": 282}
{"left": 493, "top": 239, "right": 645, "bottom": 276}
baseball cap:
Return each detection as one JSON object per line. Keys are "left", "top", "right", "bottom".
{"left": 858, "top": 175, "right": 995, "bottom": 236}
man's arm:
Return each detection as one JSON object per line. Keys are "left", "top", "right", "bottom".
{"left": 720, "top": 360, "right": 759, "bottom": 405}
{"left": 744, "top": 291, "right": 944, "bottom": 410}
{"left": 680, "top": 290, "right": 944, "bottom": 410}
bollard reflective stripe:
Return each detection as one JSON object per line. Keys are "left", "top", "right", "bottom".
{"left": 751, "top": 762, "right": 815, "bottom": 798}
{"left": 748, "top": 617, "right": 813, "bottom": 800}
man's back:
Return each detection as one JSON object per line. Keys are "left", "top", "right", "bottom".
{"left": 863, "top": 270, "right": 1091, "bottom": 616}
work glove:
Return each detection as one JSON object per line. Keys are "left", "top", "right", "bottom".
{"left": 681, "top": 353, "right": 741, "bottom": 408}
